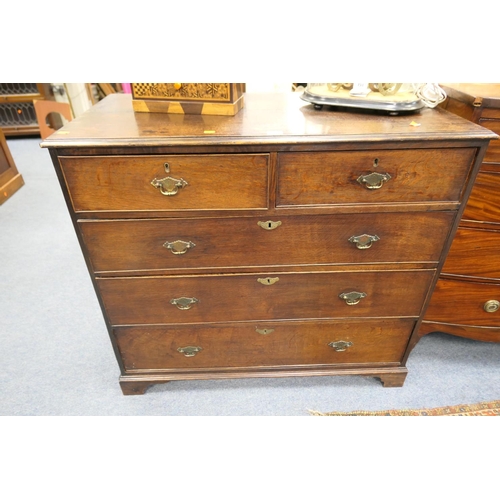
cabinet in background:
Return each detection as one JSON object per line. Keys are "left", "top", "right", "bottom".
{"left": 420, "top": 84, "right": 500, "bottom": 343}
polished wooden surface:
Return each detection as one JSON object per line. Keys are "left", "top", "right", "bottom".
{"left": 41, "top": 93, "right": 494, "bottom": 148}
{"left": 421, "top": 84, "right": 500, "bottom": 343}
{"left": 43, "top": 92, "right": 495, "bottom": 393}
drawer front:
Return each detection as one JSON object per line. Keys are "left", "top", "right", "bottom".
{"left": 462, "top": 172, "right": 500, "bottom": 224}
{"left": 441, "top": 228, "right": 500, "bottom": 279}
{"left": 478, "top": 119, "right": 500, "bottom": 164}
{"left": 424, "top": 279, "right": 500, "bottom": 326}
{"left": 277, "top": 148, "right": 475, "bottom": 206}
{"left": 114, "top": 318, "right": 415, "bottom": 371}
{"left": 98, "top": 270, "right": 434, "bottom": 325}
{"left": 80, "top": 211, "right": 454, "bottom": 273}
{"left": 59, "top": 154, "right": 269, "bottom": 212}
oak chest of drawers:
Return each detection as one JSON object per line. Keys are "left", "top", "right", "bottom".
{"left": 41, "top": 92, "right": 495, "bottom": 395}
{"left": 420, "top": 84, "right": 500, "bottom": 343}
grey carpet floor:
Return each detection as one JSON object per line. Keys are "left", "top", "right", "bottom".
{"left": 2, "top": 137, "right": 500, "bottom": 416}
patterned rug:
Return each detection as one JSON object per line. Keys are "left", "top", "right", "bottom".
{"left": 309, "top": 400, "right": 500, "bottom": 416}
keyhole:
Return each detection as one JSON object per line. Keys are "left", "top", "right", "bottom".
{"left": 268, "top": 222, "right": 273, "bottom": 229}
{"left": 164, "top": 162, "right": 170, "bottom": 173}
{"left": 373, "top": 158, "right": 379, "bottom": 168}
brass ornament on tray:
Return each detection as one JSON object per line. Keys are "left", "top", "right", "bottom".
{"left": 131, "top": 83, "right": 245, "bottom": 116}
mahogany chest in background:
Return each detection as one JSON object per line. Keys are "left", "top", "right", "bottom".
{"left": 420, "top": 84, "right": 500, "bottom": 343}
{"left": 41, "top": 92, "right": 495, "bottom": 394}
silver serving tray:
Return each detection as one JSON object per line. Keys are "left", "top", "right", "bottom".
{"left": 301, "top": 88, "right": 425, "bottom": 113}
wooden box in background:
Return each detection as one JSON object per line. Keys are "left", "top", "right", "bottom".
{"left": 0, "top": 129, "right": 24, "bottom": 204}
{"left": 131, "top": 83, "right": 245, "bottom": 115}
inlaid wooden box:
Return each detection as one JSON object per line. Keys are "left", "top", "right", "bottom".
{"left": 131, "top": 83, "right": 245, "bottom": 116}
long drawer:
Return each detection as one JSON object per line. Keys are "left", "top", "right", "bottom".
{"left": 425, "top": 279, "right": 500, "bottom": 327}
{"left": 441, "top": 227, "right": 500, "bottom": 279}
{"left": 462, "top": 171, "right": 500, "bottom": 223}
{"left": 59, "top": 154, "right": 269, "bottom": 212}
{"left": 113, "top": 318, "right": 415, "bottom": 371}
{"left": 97, "top": 270, "right": 435, "bottom": 325}
{"left": 80, "top": 212, "right": 454, "bottom": 273}
{"left": 277, "top": 148, "right": 475, "bottom": 206}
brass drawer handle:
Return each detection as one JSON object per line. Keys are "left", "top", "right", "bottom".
{"left": 163, "top": 240, "right": 196, "bottom": 255}
{"left": 151, "top": 176, "right": 188, "bottom": 196}
{"left": 257, "top": 277, "right": 280, "bottom": 285}
{"left": 256, "top": 327, "right": 275, "bottom": 335}
{"left": 357, "top": 172, "right": 391, "bottom": 190}
{"left": 258, "top": 220, "right": 282, "bottom": 230}
{"left": 348, "top": 234, "right": 380, "bottom": 249}
{"left": 484, "top": 300, "right": 500, "bottom": 313}
{"left": 170, "top": 297, "right": 199, "bottom": 310}
{"left": 339, "top": 291, "right": 367, "bottom": 305}
{"left": 177, "top": 346, "right": 202, "bottom": 357}
{"left": 328, "top": 340, "right": 353, "bottom": 352}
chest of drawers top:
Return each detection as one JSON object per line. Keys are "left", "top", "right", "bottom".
{"left": 42, "top": 92, "right": 494, "bottom": 150}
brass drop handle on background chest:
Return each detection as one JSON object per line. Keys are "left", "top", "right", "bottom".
{"left": 339, "top": 291, "right": 367, "bottom": 305}
{"left": 328, "top": 340, "right": 353, "bottom": 352}
{"left": 177, "top": 346, "right": 202, "bottom": 357}
{"left": 150, "top": 162, "right": 188, "bottom": 196}
{"left": 348, "top": 234, "right": 380, "bottom": 250}
{"left": 357, "top": 172, "right": 391, "bottom": 190}
{"left": 163, "top": 240, "right": 196, "bottom": 255}
{"left": 170, "top": 297, "right": 199, "bottom": 310}
{"left": 484, "top": 300, "right": 500, "bottom": 313}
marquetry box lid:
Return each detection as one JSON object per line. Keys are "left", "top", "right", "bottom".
{"left": 131, "top": 83, "right": 245, "bottom": 116}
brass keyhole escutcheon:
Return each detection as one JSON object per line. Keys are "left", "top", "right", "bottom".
{"left": 484, "top": 300, "right": 500, "bottom": 313}
{"left": 257, "top": 277, "right": 280, "bottom": 286}
{"left": 256, "top": 327, "right": 275, "bottom": 335}
{"left": 258, "top": 220, "right": 282, "bottom": 230}
{"left": 348, "top": 234, "right": 380, "bottom": 250}
{"left": 177, "top": 346, "right": 202, "bottom": 357}
{"left": 328, "top": 340, "right": 353, "bottom": 352}
{"left": 339, "top": 291, "right": 367, "bottom": 305}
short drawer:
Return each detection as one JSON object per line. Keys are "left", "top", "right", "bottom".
{"left": 59, "top": 154, "right": 269, "bottom": 212}
{"left": 424, "top": 278, "right": 500, "bottom": 327}
{"left": 277, "top": 148, "right": 475, "bottom": 206}
{"left": 113, "top": 318, "right": 415, "bottom": 371}
{"left": 80, "top": 211, "right": 454, "bottom": 273}
{"left": 462, "top": 171, "right": 500, "bottom": 224}
{"left": 441, "top": 228, "right": 500, "bottom": 280}
{"left": 97, "top": 270, "right": 434, "bottom": 325}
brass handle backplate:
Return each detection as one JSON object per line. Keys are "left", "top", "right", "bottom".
{"left": 484, "top": 300, "right": 500, "bottom": 313}
{"left": 339, "top": 291, "right": 367, "bottom": 305}
{"left": 163, "top": 240, "right": 196, "bottom": 255}
{"left": 257, "top": 277, "right": 280, "bottom": 286}
{"left": 357, "top": 172, "right": 391, "bottom": 190}
{"left": 177, "top": 346, "right": 202, "bottom": 357}
{"left": 328, "top": 340, "right": 353, "bottom": 352}
{"left": 170, "top": 297, "right": 199, "bottom": 310}
{"left": 258, "top": 220, "right": 282, "bottom": 230}
{"left": 151, "top": 176, "right": 188, "bottom": 196}
{"left": 348, "top": 234, "right": 380, "bottom": 249}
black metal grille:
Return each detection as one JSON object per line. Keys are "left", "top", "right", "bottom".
{"left": 0, "top": 83, "right": 39, "bottom": 95}
{"left": 0, "top": 102, "right": 37, "bottom": 126}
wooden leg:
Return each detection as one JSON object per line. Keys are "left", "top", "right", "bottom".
{"left": 378, "top": 371, "right": 408, "bottom": 388}
{"left": 120, "top": 380, "right": 153, "bottom": 395}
